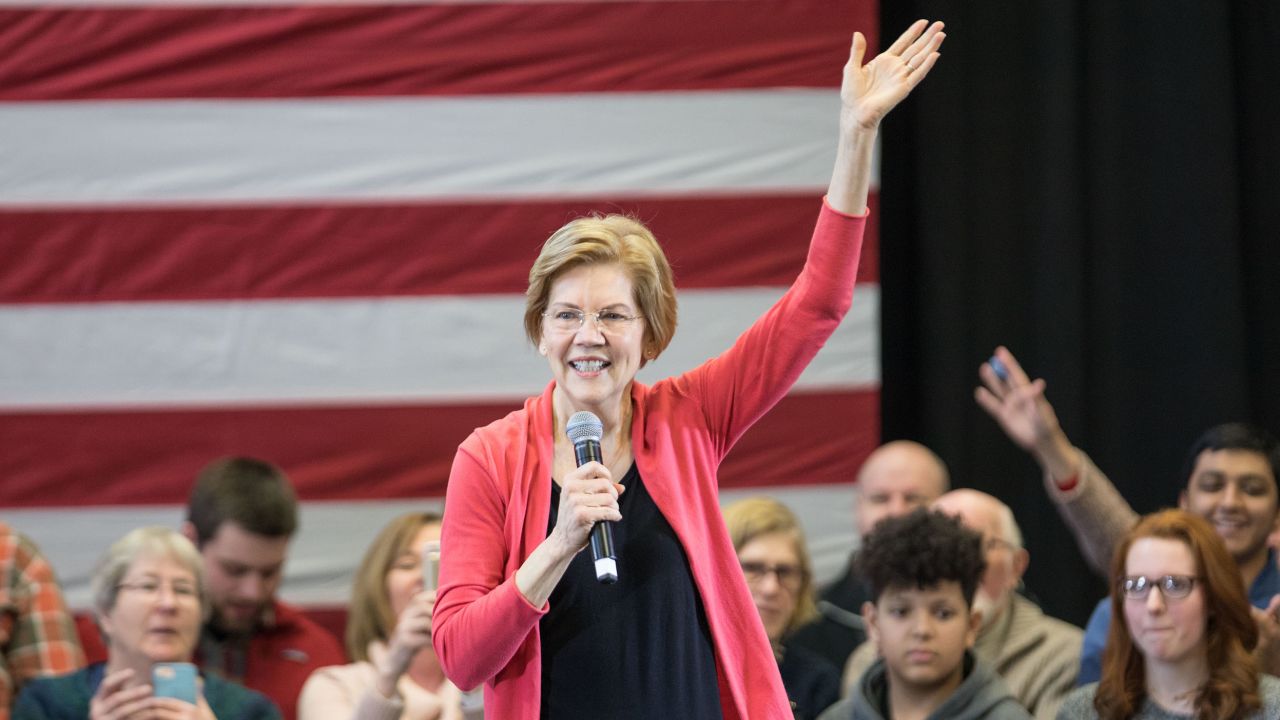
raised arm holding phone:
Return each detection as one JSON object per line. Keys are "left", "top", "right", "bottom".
{"left": 975, "top": 346, "right": 1280, "bottom": 683}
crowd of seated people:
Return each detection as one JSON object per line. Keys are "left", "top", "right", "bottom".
{"left": 6, "top": 351, "right": 1280, "bottom": 720}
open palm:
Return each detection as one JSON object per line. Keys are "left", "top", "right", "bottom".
{"left": 843, "top": 20, "right": 945, "bottom": 130}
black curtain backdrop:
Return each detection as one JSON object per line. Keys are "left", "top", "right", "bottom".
{"left": 879, "top": 4, "right": 1280, "bottom": 625}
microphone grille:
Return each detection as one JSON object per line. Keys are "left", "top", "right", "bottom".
{"left": 565, "top": 411, "right": 603, "bottom": 444}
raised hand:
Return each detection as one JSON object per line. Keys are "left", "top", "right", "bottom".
{"left": 842, "top": 19, "right": 945, "bottom": 131}
{"left": 975, "top": 346, "right": 1079, "bottom": 481}
{"left": 828, "top": 20, "right": 945, "bottom": 214}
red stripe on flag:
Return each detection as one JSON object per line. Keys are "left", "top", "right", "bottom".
{"left": 0, "top": 388, "right": 878, "bottom": 507}
{"left": 0, "top": 1, "right": 877, "bottom": 101}
{"left": 1, "top": 194, "right": 879, "bottom": 303}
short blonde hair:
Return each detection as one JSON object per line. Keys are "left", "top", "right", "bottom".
{"left": 346, "top": 512, "right": 441, "bottom": 662}
{"left": 722, "top": 497, "right": 818, "bottom": 636}
{"left": 90, "top": 527, "right": 208, "bottom": 622}
{"left": 523, "top": 214, "right": 678, "bottom": 363}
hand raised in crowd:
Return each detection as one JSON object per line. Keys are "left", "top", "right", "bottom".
{"left": 376, "top": 590, "right": 437, "bottom": 697}
{"left": 1251, "top": 594, "right": 1280, "bottom": 676}
{"left": 975, "top": 346, "right": 1081, "bottom": 483}
{"left": 841, "top": 19, "right": 945, "bottom": 131}
{"left": 549, "top": 461, "right": 626, "bottom": 555}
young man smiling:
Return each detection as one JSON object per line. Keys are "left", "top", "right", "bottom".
{"left": 817, "top": 509, "right": 1032, "bottom": 720}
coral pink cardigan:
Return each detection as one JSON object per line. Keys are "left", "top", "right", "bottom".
{"left": 433, "top": 200, "right": 866, "bottom": 719}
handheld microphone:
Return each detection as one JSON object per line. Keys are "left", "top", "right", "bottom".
{"left": 566, "top": 411, "right": 618, "bottom": 584}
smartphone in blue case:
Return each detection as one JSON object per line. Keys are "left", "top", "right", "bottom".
{"left": 152, "top": 662, "right": 198, "bottom": 704}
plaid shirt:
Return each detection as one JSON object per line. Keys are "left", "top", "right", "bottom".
{"left": 1, "top": 523, "right": 85, "bottom": 720}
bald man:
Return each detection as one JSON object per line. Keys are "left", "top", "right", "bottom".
{"left": 842, "top": 489, "right": 1081, "bottom": 720}
{"left": 788, "top": 441, "right": 951, "bottom": 672}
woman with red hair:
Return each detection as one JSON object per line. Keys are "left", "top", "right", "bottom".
{"left": 1057, "top": 509, "right": 1280, "bottom": 719}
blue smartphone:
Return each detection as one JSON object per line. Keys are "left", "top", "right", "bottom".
{"left": 152, "top": 662, "right": 198, "bottom": 705}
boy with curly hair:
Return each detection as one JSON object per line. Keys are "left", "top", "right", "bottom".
{"left": 818, "top": 509, "right": 1031, "bottom": 719}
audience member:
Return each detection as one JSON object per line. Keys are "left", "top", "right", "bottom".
{"left": 817, "top": 509, "right": 1031, "bottom": 720}
{"left": 842, "top": 489, "right": 1080, "bottom": 718}
{"left": 790, "top": 441, "right": 951, "bottom": 671}
{"left": 299, "top": 512, "right": 479, "bottom": 720}
{"left": 723, "top": 498, "right": 840, "bottom": 720}
{"left": 976, "top": 347, "right": 1280, "bottom": 684}
{"left": 1, "top": 522, "right": 85, "bottom": 720}
{"left": 183, "top": 457, "right": 345, "bottom": 720}
{"left": 13, "top": 527, "right": 278, "bottom": 720}
{"left": 1056, "top": 510, "right": 1280, "bottom": 719}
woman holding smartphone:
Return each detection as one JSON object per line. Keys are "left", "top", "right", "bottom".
{"left": 13, "top": 527, "right": 279, "bottom": 720}
{"left": 298, "top": 512, "right": 479, "bottom": 720}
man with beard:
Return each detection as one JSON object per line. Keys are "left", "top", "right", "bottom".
{"left": 975, "top": 346, "right": 1280, "bottom": 684}
{"left": 842, "top": 490, "right": 1081, "bottom": 719}
{"left": 182, "top": 457, "right": 345, "bottom": 720}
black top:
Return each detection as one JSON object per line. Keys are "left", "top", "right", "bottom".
{"left": 778, "top": 642, "right": 841, "bottom": 720}
{"left": 540, "top": 463, "right": 722, "bottom": 720}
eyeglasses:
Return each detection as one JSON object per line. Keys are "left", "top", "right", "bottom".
{"left": 542, "top": 308, "right": 641, "bottom": 335}
{"left": 1119, "top": 574, "right": 1200, "bottom": 600}
{"left": 117, "top": 579, "right": 200, "bottom": 602}
{"left": 740, "top": 561, "right": 804, "bottom": 591}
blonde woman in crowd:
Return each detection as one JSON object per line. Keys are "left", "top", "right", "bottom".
{"left": 299, "top": 513, "right": 478, "bottom": 720}
{"left": 723, "top": 497, "right": 840, "bottom": 719}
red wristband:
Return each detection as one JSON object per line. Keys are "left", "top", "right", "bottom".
{"left": 1055, "top": 473, "right": 1080, "bottom": 492}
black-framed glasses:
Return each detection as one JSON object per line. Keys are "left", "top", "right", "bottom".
{"left": 740, "top": 561, "right": 804, "bottom": 591}
{"left": 1120, "top": 574, "right": 1200, "bottom": 600}
{"left": 542, "top": 308, "right": 641, "bottom": 334}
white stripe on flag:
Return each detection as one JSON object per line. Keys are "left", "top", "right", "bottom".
{"left": 0, "top": 91, "right": 883, "bottom": 206}
{"left": 1, "top": 285, "right": 880, "bottom": 409}
{"left": 6, "top": 485, "right": 859, "bottom": 609}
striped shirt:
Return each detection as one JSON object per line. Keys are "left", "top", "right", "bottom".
{"left": 1, "top": 523, "right": 85, "bottom": 720}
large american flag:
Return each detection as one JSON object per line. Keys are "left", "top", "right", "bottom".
{"left": 1, "top": 0, "right": 880, "bottom": 614}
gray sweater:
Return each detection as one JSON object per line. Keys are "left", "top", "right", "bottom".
{"left": 819, "top": 651, "right": 1032, "bottom": 720}
{"left": 1055, "top": 675, "right": 1280, "bottom": 719}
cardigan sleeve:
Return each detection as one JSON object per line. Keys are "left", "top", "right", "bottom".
{"left": 432, "top": 444, "right": 547, "bottom": 691}
{"left": 666, "top": 200, "right": 867, "bottom": 458}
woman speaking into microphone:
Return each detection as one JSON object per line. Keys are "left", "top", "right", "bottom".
{"left": 433, "top": 20, "right": 946, "bottom": 720}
